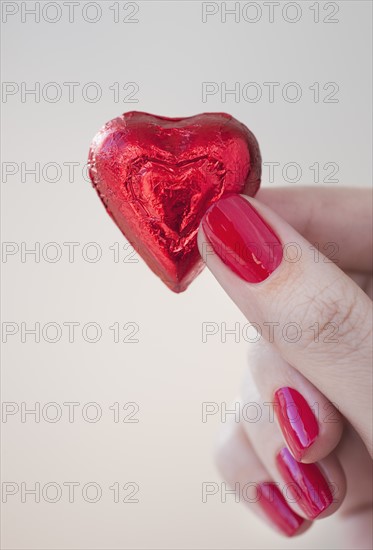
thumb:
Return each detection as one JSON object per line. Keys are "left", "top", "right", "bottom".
{"left": 198, "top": 194, "right": 373, "bottom": 455}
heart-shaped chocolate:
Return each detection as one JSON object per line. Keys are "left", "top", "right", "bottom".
{"left": 88, "top": 112, "right": 261, "bottom": 292}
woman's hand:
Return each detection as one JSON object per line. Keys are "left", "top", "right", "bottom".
{"left": 198, "top": 187, "right": 372, "bottom": 545}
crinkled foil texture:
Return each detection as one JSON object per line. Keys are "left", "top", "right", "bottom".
{"left": 88, "top": 111, "right": 261, "bottom": 292}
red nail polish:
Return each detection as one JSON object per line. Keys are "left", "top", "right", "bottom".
{"left": 274, "top": 388, "right": 319, "bottom": 461}
{"left": 201, "top": 195, "right": 282, "bottom": 283}
{"left": 276, "top": 448, "right": 333, "bottom": 519}
{"left": 258, "top": 482, "right": 304, "bottom": 537}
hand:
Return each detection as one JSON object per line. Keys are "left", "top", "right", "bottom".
{"left": 197, "top": 187, "right": 372, "bottom": 546}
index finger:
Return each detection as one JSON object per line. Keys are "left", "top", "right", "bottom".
{"left": 255, "top": 187, "right": 372, "bottom": 272}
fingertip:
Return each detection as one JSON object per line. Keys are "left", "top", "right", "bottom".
{"left": 273, "top": 385, "right": 344, "bottom": 464}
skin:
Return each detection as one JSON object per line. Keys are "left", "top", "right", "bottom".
{"left": 197, "top": 187, "right": 373, "bottom": 548}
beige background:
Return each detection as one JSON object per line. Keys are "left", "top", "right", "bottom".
{"left": 1, "top": 1, "right": 372, "bottom": 549}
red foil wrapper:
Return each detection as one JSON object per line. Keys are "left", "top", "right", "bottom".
{"left": 88, "top": 112, "right": 261, "bottom": 292}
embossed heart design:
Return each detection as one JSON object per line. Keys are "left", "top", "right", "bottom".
{"left": 88, "top": 111, "right": 261, "bottom": 292}
{"left": 129, "top": 156, "right": 225, "bottom": 240}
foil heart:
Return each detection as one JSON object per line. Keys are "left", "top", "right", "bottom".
{"left": 88, "top": 111, "right": 261, "bottom": 292}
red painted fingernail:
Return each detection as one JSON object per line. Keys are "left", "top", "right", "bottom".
{"left": 201, "top": 195, "right": 282, "bottom": 283}
{"left": 274, "top": 387, "right": 319, "bottom": 461}
{"left": 258, "top": 482, "right": 304, "bottom": 537}
{"left": 276, "top": 448, "right": 333, "bottom": 519}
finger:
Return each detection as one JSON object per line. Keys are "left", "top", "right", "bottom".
{"left": 247, "top": 338, "right": 344, "bottom": 463}
{"left": 256, "top": 187, "right": 373, "bottom": 272}
{"left": 239, "top": 369, "right": 346, "bottom": 521}
{"left": 216, "top": 417, "right": 310, "bottom": 537}
{"left": 197, "top": 194, "right": 373, "bottom": 455}
{"left": 336, "top": 424, "right": 373, "bottom": 518}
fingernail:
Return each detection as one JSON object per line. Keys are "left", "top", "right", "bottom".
{"left": 258, "top": 482, "right": 304, "bottom": 537}
{"left": 201, "top": 195, "right": 282, "bottom": 283}
{"left": 274, "top": 387, "right": 319, "bottom": 461}
{"left": 276, "top": 448, "right": 333, "bottom": 519}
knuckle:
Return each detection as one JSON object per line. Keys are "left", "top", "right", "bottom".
{"left": 279, "top": 276, "right": 369, "bottom": 354}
